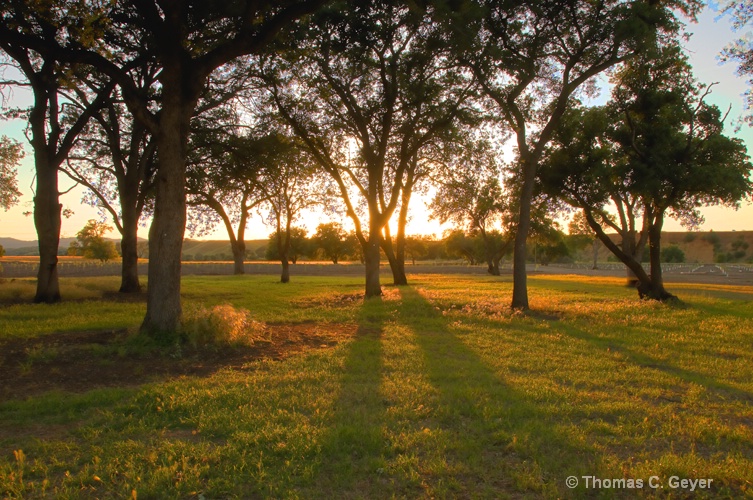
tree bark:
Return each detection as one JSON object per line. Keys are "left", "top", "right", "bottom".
{"left": 119, "top": 207, "right": 141, "bottom": 293}
{"left": 591, "top": 239, "right": 599, "bottom": 270}
{"left": 27, "top": 70, "right": 61, "bottom": 304}
{"left": 381, "top": 225, "right": 407, "bottom": 286}
{"left": 511, "top": 159, "right": 536, "bottom": 309}
{"left": 364, "top": 215, "right": 382, "bottom": 298}
{"left": 492, "top": 253, "right": 503, "bottom": 275}
{"left": 33, "top": 156, "right": 61, "bottom": 303}
{"left": 392, "top": 185, "right": 411, "bottom": 285}
{"left": 646, "top": 211, "right": 674, "bottom": 301}
{"left": 231, "top": 240, "right": 246, "bottom": 275}
{"left": 483, "top": 232, "right": 500, "bottom": 276}
{"left": 140, "top": 70, "right": 190, "bottom": 336}
{"left": 280, "top": 256, "right": 290, "bottom": 283}
{"left": 278, "top": 225, "right": 291, "bottom": 283}
{"left": 583, "top": 207, "right": 671, "bottom": 301}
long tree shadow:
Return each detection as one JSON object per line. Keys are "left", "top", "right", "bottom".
{"left": 559, "top": 322, "right": 753, "bottom": 403}
{"left": 396, "top": 286, "right": 598, "bottom": 497}
{"left": 307, "top": 299, "right": 388, "bottom": 497}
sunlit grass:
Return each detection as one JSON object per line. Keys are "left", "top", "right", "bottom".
{"left": 0, "top": 273, "right": 751, "bottom": 497}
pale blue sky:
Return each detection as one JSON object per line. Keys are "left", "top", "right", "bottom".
{"left": 1, "top": 5, "right": 752, "bottom": 242}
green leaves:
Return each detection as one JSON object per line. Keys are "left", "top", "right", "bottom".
{"left": 0, "top": 136, "right": 24, "bottom": 212}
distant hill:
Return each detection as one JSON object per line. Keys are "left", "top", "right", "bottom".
{"left": 0, "top": 237, "right": 48, "bottom": 250}
{"left": 0, "top": 236, "right": 269, "bottom": 258}
{"left": 181, "top": 239, "right": 268, "bottom": 260}
{"left": 591, "top": 230, "right": 753, "bottom": 264}
{"left": 0, "top": 237, "right": 133, "bottom": 256}
{"left": 0, "top": 237, "right": 76, "bottom": 256}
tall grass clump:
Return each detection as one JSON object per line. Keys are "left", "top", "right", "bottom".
{"left": 180, "top": 303, "right": 266, "bottom": 347}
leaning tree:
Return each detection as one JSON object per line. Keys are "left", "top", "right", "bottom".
{"left": 447, "top": 0, "right": 701, "bottom": 309}
{"left": 540, "top": 45, "right": 753, "bottom": 300}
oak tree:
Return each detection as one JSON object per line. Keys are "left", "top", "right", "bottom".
{"left": 262, "top": 2, "right": 476, "bottom": 296}
{"left": 449, "top": 0, "right": 700, "bottom": 309}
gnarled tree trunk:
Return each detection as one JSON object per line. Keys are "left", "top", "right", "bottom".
{"left": 280, "top": 257, "right": 290, "bottom": 283}
{"left": 511, "top": 159, "right": 536, "bottom": 309}
{"left": 119, "top": 208, "right": 141, "bottom": 293}
{"left": 644, "top": 210, "right": 675, "bottom": 301}
{"left": 382, "top": 225, "right": 407, "bottom": 286}
{"left": 34, "top": 156, "right": 62, "bottom": 304}
{"left": 364, "top": 214, "right": 382, "bottom": 298}
{"left": 141, "top": 70, "right": 190, "bottom": 335}
{"left": 231, "top": 240, "right": 246, "bottom": 275}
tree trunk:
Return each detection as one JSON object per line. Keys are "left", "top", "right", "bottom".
{"left": 231, "top": 240, "right": 246, "bottom": 275}
{"left": 119, "top": 209, "right": 141, "bottom": 293}
{"left": 583, "top": 208, "right": 671, "bottom": 300}
{"left": 381, "top": 226, "right": 407, "bottom": 286}
{"left": 33, "top": 157, "right": 62, "bottom": 304}
{"left": 645, "top": 213, "right": 674, "bottom": 301}
{"left": 280, "top": 256, "right": 290, "bottom": 283}
{"left": 278, "top": 226, "right": 291, "bottom": 283}
{"left": 492, "top": 253, "right": 503, "bottom": 275}
{"left": 511, "top": 160, "right": 536, "bottom": 309}
{"left": 364, "top": 220, "right": 382, "bottom": 298}
{"left": 484, "top": 234, "right": 500, "bottom": 276}
{"left": 591, "top": 239, "right": 599, "bottom": 270}
{"left": 393, "top": 186, "right": 411, "bottom": 286}
{"left": 622, "top": 229, "right": 639, "bottom": 286}
{"left": 141, "top": 73, "right": 189, "bottom": 336}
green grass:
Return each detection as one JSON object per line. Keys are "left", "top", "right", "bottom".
{"left": 1, "top": 274, "right": 752, "bottom": 498}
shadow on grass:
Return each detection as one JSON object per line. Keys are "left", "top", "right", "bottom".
{"left": 308, "top": 299, "right": 388, "bottom": 497}
{"left": 396, "top": 286, "right": 596, "bottom": 497}
{"left": 560, "top": 322, "right": 753, "bottom": 403}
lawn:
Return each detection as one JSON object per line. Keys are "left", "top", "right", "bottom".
{"left": 0, "top": 274, "right": 751, "bottom": 498}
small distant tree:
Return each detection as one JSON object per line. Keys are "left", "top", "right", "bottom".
{"left": 70, "top": 220, "right": 119, "bottom": 262}
{"left": 313, "top": 223, "right": 349, "bottom": 264}
{"left": 266, "top": 227, "right": 310, "bottom": 264}
{"left": 661, "top": 245, "right": 685, "bottom": 263}
{"left": 0, "top": 244, "right": 5, "bottom": 258}
{"left": 258, "top": 134, "right": 320, "bottom": 283}
{"left": 444, "top": 230, "right": 482, "bottom": 265}
{"left": 430, "top": 138, "right": 511, "bottom": 275}
{"left": 531, "top": 229, "right": 571, "bottom": 265}
{"left": 568, "top": 212, "right": 600, "bottom": 269}
{"left": 404, "top": 236, "right": 429, "bottom": 265}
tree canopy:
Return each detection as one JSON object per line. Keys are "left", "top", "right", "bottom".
{"left": 540, "top": 44, "right": 753, "bottom": 299}
{"left": 0, "top": 136, "right": 23, "bottom": 212}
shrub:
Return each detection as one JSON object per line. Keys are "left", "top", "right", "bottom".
{"left": 181, "top": 304, "right": 266, "bottom": 347}
{"left": 702, "top": 231, "right": 721, "bottom": 248}
{"left": 661, "top": 245, "right": 685, "bottom": 263}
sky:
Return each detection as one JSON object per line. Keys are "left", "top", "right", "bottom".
{"left": 1, "top": 5, "right": 752, "bottom": 244}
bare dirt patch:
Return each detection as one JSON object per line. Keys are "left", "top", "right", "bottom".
{"left": 0, "top": 323, "right": 358, "bottom": 401}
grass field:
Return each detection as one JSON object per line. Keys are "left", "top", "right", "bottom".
{"left": 1, "top": 274, "right": 752, "bottom": 498}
